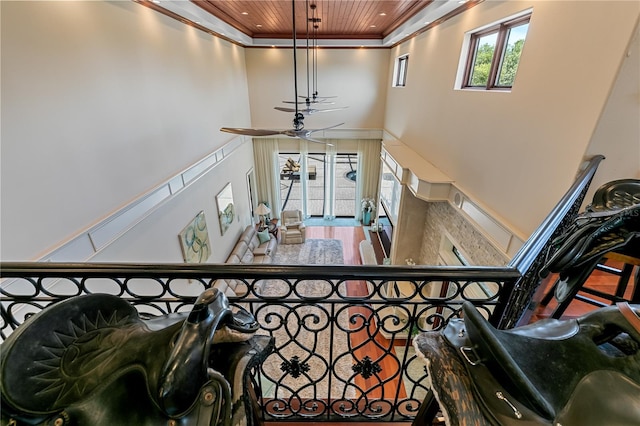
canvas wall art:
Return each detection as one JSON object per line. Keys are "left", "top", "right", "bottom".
{"left": 216, "top": 183, "right": 235, "bottom": 235}
{"left": 178, "top": 211, "right": 211, "bottom": 263}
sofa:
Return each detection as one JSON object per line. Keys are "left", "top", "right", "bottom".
{"left": 213, "top": 225, "right": 278, "bottom": 297}
{"left": 227, "top": 225, "right": 278, "bottom": 264}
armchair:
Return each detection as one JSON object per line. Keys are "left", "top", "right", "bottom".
{"left": 280, "top": 210, "right": 306, "bottom": 244}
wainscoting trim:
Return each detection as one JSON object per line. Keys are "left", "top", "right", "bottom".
{"left": 40, "top": 138, "right": 247, "bottom": 262}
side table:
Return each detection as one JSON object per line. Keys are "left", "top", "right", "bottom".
{"left": 266, "top": 218, "right": 279, "bottom": 238}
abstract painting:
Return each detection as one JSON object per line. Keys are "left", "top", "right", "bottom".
{"left": 178, "top": 211, "right": 211, "bottom": 263}
{"left": 216, "top": 183, "right": 235, "bottom": 235}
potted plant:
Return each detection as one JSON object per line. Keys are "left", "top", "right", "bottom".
{"left": 361, "top": 198, "right": 375, "bottom": 226}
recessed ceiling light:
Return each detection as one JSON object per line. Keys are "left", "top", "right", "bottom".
{"left": 256, "top": 24, "right": 263, "bottom": 28}
{"left": 242, "top": 12, "right": 248, "bottom": 15}
{"left": 370, "top": 25, "right": 376, "bottom": 28}
{"left": 379, "top": 12, "right": 386, "bottom": 16}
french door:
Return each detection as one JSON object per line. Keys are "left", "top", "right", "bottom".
{"left": 279, "top": 152, "right": 358, "bottom": 218}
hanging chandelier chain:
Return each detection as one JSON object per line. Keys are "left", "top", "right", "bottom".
{"left": 310, "top": 4, "right": 319, "bottom": 99}
{"left": 291, "top": 0, "right": 303, "bottom": 129}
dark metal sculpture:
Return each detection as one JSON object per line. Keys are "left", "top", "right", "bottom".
{"left": 415, "top": 301, "right": 640, "bottom": 425}
{"left": 540, "top": 179, "right": 640, "bottom": 314}
{"left": 0, "top": 288, "right": 271, "bottom": 426}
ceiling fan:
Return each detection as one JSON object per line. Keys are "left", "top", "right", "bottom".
{"left": 221, "top": 0, "right": 342, "bottom": 145}
{"left": 277, "top": 2, "right": 347, "bottom": 116}
{"left": 308, "top": 4, "right": 340, "bottom": 103}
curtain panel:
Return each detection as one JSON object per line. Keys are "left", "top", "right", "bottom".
{"left": 356, "top": 139, "right": 382, "bottom": 221}
{"left": 252, "top": 138, "right": 282, "bottom": 220}
{"left": 298, "top": 139, "right": 309, "bottom": 218}
{"left": 323, "top": 141, "right": 337, "bottom": 220}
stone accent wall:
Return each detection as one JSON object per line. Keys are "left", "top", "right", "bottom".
{"left": 420, "top": 202, "right": 509, "bottom": 266}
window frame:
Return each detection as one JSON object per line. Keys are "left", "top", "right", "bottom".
{"left": 462, "top": 14, "right": 530, "bottom": 90}
{"left": 392, "top": 54, "right": 409, "bottom": 87}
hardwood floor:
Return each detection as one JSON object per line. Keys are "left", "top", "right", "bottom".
{"left": 305, "top": 226, "right": 367, "bottom": 265}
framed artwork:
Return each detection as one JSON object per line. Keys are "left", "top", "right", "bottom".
{"left": 216, "top": 183, "right": 235, "bottom": 235}
{"left": 247, "top": 169, "right": 256, "bottom": 223}
{"left": 178, "top": 211, "right": 211, "bottom": 263}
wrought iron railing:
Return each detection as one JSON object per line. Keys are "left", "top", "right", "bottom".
{"left": 0, "top": 155, "right": 603, "bottom": 423}
{"left": 499, "top": 154, "right": 604, "bottom": 328}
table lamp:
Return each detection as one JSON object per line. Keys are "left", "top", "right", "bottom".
{"left": 256, "top": 203, "right": 271, "bottom": 228}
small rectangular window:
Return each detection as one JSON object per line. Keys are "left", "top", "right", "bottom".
{"left": 463, "top": 14, "right": 530, "bottom": 90}
{"left": 392, "top": 54, "right": 409, "bottom": 87}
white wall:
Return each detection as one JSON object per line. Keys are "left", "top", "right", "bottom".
{"left": 244, "top": 48, "right": 390, "bottom": 130}
{"left": 384, "top": 1, "right": 639, "bottom": 235}
{"left": 583, "top": 20, "right": 640, "bottom": 202}
{"left": 92, "top": 141, "right": 255, "bottom": 263}
{"left": 1, "top": 1, "right": 252, "bottom": 260}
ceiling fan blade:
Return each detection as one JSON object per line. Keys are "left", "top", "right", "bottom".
{"left": 274, "top": 106, "right": 297, "bottom": 113}
{"left": 220, "top": 127, "right": 284, "bottom": 137}
{"left": 299, "top": 95, "right": 337, "bottom": 99}
{"left": 299, "top": 134, "right": 334, "bottom": 146}
{"left": 282, "top": 100, "right": 335, "bottom": 105}
{"left": 305, "top": 106, "right": 349, "bottom": 114}
{"left": 292, "top": 122, "right": 344, "bottom": 145}
{"left": 307, "top": 122, "right": 345, "bottom": 133}
{"left": 277, "top": 106, "right": 347, "bottom": 115}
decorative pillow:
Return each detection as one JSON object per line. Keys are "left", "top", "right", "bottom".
{"left": 257, "top": 229, "right": 270, "bottom": 244}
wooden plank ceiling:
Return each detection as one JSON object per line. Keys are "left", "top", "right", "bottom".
{"left": 194, "top": 0, "right": 432, "bottom": 39}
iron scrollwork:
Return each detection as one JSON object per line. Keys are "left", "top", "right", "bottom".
{"left": 352, "top": 356, "right": 382, "bottom": 379}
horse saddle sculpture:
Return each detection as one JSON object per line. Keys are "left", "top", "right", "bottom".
{"left": 540, "top": 195, "right": 639, "bottom": 303}
{"left": 443, "top": 301, "right": 640, "bottom": 425}
{"left": 542, "top": 202, "right": 639, "bottom": 277}
{"left": 0, "top": 288, "right": 268, "bottom": 426}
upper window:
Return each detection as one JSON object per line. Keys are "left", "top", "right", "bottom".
{"left": 392, "top": 54, "right": 409, "bottom": 87}
{"left": 462, "top": 14, "right": 530, "bottom": 90}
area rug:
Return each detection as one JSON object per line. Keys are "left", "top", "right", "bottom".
{"left": 273, "top": 238, "right": 344, "bottom": 266}
{"left": 394, "top": 345, "right": 429, "bottom": 402}
{"left": 258, "top": 239, "right": 357, "bottom": 401}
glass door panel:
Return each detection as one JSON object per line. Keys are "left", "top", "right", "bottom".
{"left": 279, "top": 154, "right": 303, "bottom": 212}
{"left": 279, "top": 152, "right": 357, "bottom": 218}
{"left": 335, "top": 153, "right": 357, "bottom": 217}
{"left": 306, "top": 154, "right": 325, "bottom": 216}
